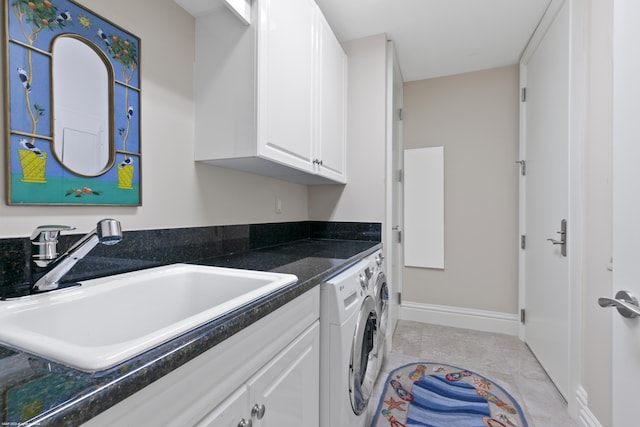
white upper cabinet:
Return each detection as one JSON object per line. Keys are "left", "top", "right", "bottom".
{"left": 176, "top": 0, "right": 347, "bottom": 184}
{"left": 256, "top": 0, "right": 316, "bottom": 175}
{"left": 316, "top": 10, "right": 347, "bottom": 183}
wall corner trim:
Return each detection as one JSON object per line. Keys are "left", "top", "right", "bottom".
{"left": 576, "top": 386, "right": 604, "bottom": 427}
{"left": 398, "top": 301, "right": 519, "bottom": 336}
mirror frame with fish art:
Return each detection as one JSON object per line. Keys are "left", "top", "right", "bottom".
{"left": 3, "top": 0, "right": 141, "bottom": 205}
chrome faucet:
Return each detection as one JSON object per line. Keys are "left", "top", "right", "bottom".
{"left": 30, "top": 219, "right": 123, "bottom": 292}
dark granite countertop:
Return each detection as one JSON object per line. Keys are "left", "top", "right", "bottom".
{"left": 0, "top": 239, "right": 380, "bottom": 426}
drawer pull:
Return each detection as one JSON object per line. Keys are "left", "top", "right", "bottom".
{"left": 251, "top": 403, "right": 266, "bottom": 420}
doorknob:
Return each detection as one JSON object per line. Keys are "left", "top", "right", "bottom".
{"left": 547, "top": 219, "right": 567, "bottom": 257}
{"left": 598, "top": 290, "right": 640, "bottom": 318}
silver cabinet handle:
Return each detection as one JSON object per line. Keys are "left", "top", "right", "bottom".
{"left": 251, "top": 404, "right": 266, "bottom": 420}
{"left": 598, "top": 290, "right": 640, "bottom": 318}
{"left": 238, "top": 418, "right": 252, "bottom": 427}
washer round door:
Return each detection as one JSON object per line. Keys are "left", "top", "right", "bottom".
{"left": 349, "top": 295, "right": 379, "bottom": 415}
{"left": 375, "top": 272, "right": 389, "bottom": 351}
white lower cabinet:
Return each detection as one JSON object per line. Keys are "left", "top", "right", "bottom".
{"left": 82, "top": 288, "right": 319, "bottom": 427}
{"left": 198, "top": 322, "right": 319, "bottom": 427}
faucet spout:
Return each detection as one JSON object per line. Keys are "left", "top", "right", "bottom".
{"left": 32, "top": 219, "right": 123, "bottom": 292}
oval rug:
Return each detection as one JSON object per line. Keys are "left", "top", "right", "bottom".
{"left": 370, "top": 362, "right": 528, "bottom": 427}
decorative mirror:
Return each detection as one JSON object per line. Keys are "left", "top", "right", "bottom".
{"left": 4, "top": 0, "right": 141, "bottom": 205}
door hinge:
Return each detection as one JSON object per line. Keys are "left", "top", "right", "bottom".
{"left": 520, "top": 235, "right": 526, "bottom": 250}
{"left": 521, "top": 87, "right": 527, "bottom": 102}
{"left": 398, "top": 169, "right": 403, "bottom": 183}
{"left": 398, "top": 108, "right": 403, "bottom": 121}
{"left": 520, "top": 308, "right": 526, "bottom": 324}
{"left": 397, "top": 230, "right": 402, "bottom": 244}
{"left": 515, "top": 160, "right": 526, "bottom": 176}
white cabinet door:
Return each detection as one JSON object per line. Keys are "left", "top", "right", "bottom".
{"left": 257, "top": 0, "right": 315, "bottom": 173}
{"left": 196, "top": 386, "right": 250, "bottom": 427}
{"left": 247, "top": 322, "right": 319, "bottom": 427}
{"left": 316, "top": 10, "right": 347, "bottom": 183}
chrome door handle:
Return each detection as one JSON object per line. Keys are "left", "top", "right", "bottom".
{"left": 547, "top": 219, "right": 567, "bottom": 257}
{"left": 598, "top": 290, "right": 640, "bottom": 318}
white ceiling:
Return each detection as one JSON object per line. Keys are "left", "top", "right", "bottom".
{"left": 316, "top": 0, "right": 552, "bottom": 82}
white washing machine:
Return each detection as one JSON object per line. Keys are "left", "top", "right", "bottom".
{"left": 320, "top": 259, "right": 380, "bottom": 427}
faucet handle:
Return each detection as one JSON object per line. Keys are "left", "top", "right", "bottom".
{"left": 31, "top": 225, "right": 76, "bottom": 266}
{"left": 30, "top": 225, "right": 75, "bottom": 241}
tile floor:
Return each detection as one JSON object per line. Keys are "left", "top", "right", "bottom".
{"left": 369, "top": 320, "right": 579, "bottom": 427}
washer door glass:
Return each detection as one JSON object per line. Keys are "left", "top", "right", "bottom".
{"left": 349, "top": 295, "right": 379, "bottom": 415}
{"left": 376, "top": 273, "right": 389, "bottom": 349}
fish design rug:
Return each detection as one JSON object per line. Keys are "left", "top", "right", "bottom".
{"left": 371, "top": 363, "right": 528, "bottom": 427}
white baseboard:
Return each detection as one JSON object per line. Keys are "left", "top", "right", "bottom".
{"left": 576, "top": 386, "right": 603, "bottom": 427}
{"left": 398, "top": 301, "right": 520, "bottom": 336}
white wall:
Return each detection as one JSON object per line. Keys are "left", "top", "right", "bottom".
{"left": 308, "top": 34, "right": 387, "bottom": 223}
{"left": 401, "top": 65, "right": 520, "bottom": 315}
{"left": 0, "top": 0, "right": 309, "bottom": 238}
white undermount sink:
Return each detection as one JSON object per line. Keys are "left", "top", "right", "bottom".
{"left": 0, "top": 264, "right": 297, "bottom": 372}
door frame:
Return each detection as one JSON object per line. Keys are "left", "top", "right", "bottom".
{"left": 518, "top": 0, "right": 585, "bottom": 416}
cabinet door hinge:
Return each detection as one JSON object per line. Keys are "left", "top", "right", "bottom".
{"left": 398, "top": 169, "right": 403, "bottom": 183}
{"left": 520, "top": 308, "right": 526, "bottom": 324}
{"left": 521, "top": 87, "right": 527, "bottom": 102}
{"left": 398, "top": 108, "right": 403, "bottom": 121}
{"left": 397, "top": 230, "right": 402, "bottom": 244}
{"left": 521, "top": 235, "right": 526, "bottom": 250}
{"left": 515, "top": 160, "right": 526, "bottom": 176}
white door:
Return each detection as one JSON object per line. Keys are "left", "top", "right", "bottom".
{"left": 607, "top": 0, "right": 640, "bottom": 424}
{"left": 521, "top": 0, "right": 570, "bottom": 398}
{"left": 387, "top": 41, "right": 403, "bottom": 340}
{"left": 247, "top": 322, "right": 319, "bottom": 426}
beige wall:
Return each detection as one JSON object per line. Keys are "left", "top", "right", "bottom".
{"left": 0, "top": 0, "right": 309, "bottom": 238}
{"left": 582, "top": 0, "right": 613, "bottom": 424}
{"left": 309, "top": 34, "right": 387, "bottom": 223}
{"left": 402, "top": 65, "right": 520, "bottom": 314}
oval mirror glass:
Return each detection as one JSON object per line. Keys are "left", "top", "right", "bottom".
{"left": 53, "top": 36, "right": 112, "bottom": 176}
